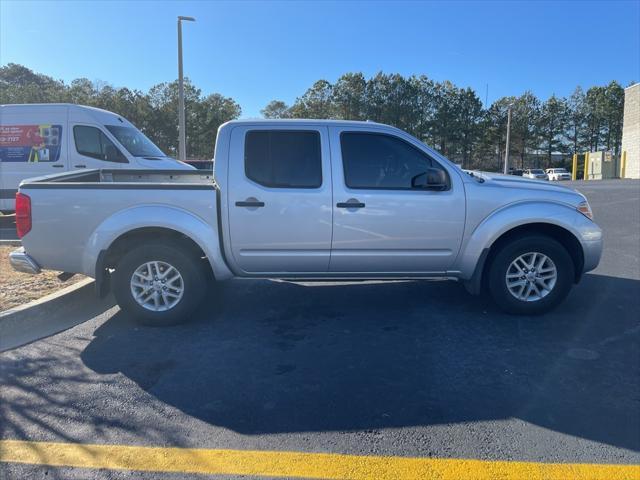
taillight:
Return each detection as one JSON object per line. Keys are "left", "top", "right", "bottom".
{"left": 15, "top": 192, "right": 32, "bottom": 238}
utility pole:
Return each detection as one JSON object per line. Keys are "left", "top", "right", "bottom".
{"left": 503, "top": 103, "right": 513, "bottom": 174}
{"left": 177, "top": 15, "right": 195, "bottom": 162}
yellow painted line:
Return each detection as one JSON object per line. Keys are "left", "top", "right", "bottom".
{"left": 1, "top": 440, "right": 639, "bottom": 480}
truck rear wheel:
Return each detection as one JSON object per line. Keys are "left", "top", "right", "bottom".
{"left": 112, "top": 241, "right": 206, "bottom": 326}
{"left": 488, "top": 235, "right": 574, "bottom": 315}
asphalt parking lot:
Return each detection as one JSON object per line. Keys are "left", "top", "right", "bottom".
{"left": 1, "top": 179, "right": 639, "bottom": 479}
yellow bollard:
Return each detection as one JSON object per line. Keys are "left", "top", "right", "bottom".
{"left": 572, "top": 153, "right": 578, "bottom": 180}
{"left": 584, "top": 152, "right": 590, "bottom": 180}
{"left": 620, "top": 151, "right": 627, "bottom": 178}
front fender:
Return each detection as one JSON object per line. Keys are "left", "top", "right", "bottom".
{"left": 81, "top": 204, "right": 233, "bottom": 281}
{"left": 455, "top": 200, "right": 597, "bottom": 280}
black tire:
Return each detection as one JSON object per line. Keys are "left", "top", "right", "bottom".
{"left": 488, "top": 235, "right": 574, "bottom": 315}
{"left": 113, "top": 241, "right": 206, "bottom": 326}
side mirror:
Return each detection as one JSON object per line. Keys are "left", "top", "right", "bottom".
{"left": 411, "top": 168, "right": 448, "bottom": 190}
{"left": 105, "top": 145, "right": 125, "bottom": 163}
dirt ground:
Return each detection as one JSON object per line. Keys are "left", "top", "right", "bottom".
{"left": 0, "top": 246, "right": 85, "bottom": 311}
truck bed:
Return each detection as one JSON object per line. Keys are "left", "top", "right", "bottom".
{"left": 20, "top": 169, "right": 215, "bottom": 189}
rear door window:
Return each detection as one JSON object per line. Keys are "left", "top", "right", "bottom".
{"left": 244, "top": 130, "right": 322, "bottom": 188}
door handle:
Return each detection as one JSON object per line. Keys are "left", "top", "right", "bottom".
{"left": 337, "top": 200, "right": 365, "bottom": 208}
{"left": 235, "top": 199, "right": 265, "bottom": 208}
{"left": 52, "top": 164, "right": 64, "bottom": 168}
{"left": 74, "top": 164, "right": 86, "bottom": 168}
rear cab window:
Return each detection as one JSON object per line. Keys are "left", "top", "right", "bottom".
{"left": 244, "top": 130, "right": 322, "bottom": 188}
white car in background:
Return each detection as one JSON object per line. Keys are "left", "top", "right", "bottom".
{"left": 546, "top": 168, "right": 571, "bottom": 181}
{"left": 522, "top": 169, "right": 548, "bottom": 180}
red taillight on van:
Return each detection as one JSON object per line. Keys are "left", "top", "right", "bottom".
{"left": 15, "top": 192, "right": 32, "bottom": 238}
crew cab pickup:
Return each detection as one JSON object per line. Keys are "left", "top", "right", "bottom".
{"left": 10, "top": 120, "right": 603, "bottom": 325}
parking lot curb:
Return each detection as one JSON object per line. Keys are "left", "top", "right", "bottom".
{"left": 0, "top": 278, "right": 116, "bottom": 352}
{"left": 0, "top": 240, "right": 21, "bottom": 246}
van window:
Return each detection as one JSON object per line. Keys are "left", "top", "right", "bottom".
{"left": 73, "top": 126, "right": 127, "bottom": 163}
{"left": 105, "top": 125, "right": 166, "bottom": 158}
{"left": 245, "top": 130, "right": 322, "bottom": 188}
{"left": 340, "top": 132, "right": 448, "bottom": 190}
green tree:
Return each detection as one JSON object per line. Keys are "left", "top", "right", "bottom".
{"left": 331, "top": 72, "right": 367, "bottom": 120}
{"left": 538, "top": 95, "right": 568, "bottom": 165}
{"left": 261, "top": 100, "right": 291, "bottom": 119}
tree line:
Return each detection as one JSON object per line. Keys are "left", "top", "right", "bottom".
{"left": 0, "top": 63, "right": 241, "bottom": 160}
{"left": 263, "top": 73, "right": 627, "bottom": 170}
{"left": 1, "top": 63, "right": 627, "bottom": 169}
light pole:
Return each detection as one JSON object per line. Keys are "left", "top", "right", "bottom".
{"left": 503, "top": 103, "right": 513, "bottom": 174}
{"left": 177, "top": 15, "right": 195, "bottom": 162}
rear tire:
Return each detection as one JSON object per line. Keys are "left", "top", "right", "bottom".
{"left": 113, "top": 241, "right": 206, "bottom": 326}
{"left": 488, "top": 235, "right": 574, "bottom": 315}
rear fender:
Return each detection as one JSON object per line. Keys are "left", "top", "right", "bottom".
{"left": 81, "top": 205, "right": 233, "bottom": 281}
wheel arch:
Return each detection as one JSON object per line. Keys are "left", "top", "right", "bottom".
{"left": 459, "top": 202, "right": 587, "bottom": 294}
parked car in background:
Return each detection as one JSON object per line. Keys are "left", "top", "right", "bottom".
{"left": 508, "top": 168, "right": 523, "bottom": 176}
{"left": 546, "top": 168, "right": 571, "bottom": 181}
{"left": 0, "top": 103, "right": 194, "bottom": 212}
{"left": 523, "top": 169, "right": 548, "bottom": 180}
{"left": 10, "top": 119, "right": 602, "bottom": 324}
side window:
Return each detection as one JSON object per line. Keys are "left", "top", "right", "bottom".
{"left": 340, "top": 132, "right": 449, "bottom": 190}
{"left": 245, "top": 130, "right": 322, "bottom": 188}
{"left": 73, "top": 126, "right": 127, "bottom": 163}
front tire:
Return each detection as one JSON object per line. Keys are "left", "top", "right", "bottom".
{"left": 113, "top": 241, "right": 206, "bottom": 326}
{"left": 488, "top": 235, "right": 574, "bottom": 315}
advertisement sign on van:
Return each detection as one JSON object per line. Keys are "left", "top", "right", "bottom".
{"left": 0, "top": 124, "right": 63, "bottom": 163}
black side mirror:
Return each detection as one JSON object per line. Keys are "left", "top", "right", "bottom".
{"left": 411, "top": 168, "right": 448, "bottom": 190}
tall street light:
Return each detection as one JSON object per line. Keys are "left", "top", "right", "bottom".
{"left": 177, "top": 15, "right": 195, "bottom": 162}
{"left": 503, "top": 103, "right": 513, "bottom": 174}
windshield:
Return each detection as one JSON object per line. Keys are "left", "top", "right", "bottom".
{"left": 106, "top": 125, "right": 167, "bottom": 158}
{"left": 531, "top": 169, "right": 545, "bottom": 174}
{"left": 555, "top": 168, "right": 568, "bottom": 173}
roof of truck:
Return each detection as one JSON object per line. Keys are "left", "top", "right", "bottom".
{"left": 222, "top": 118, "right": 388, "bottom": 127}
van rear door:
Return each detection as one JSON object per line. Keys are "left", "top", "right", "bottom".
{"left": 0, "top": 106, "right": 68, "bottom": 211}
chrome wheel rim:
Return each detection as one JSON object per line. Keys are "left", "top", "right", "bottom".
{"left": 505, "top": 252, "right": 557, "bottom": 302}
{"left": 130, "top": 261, "right": 184, "bottom": 312}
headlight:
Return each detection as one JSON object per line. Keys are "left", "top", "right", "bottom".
{"left": 577, "top": 201, "right": 593, "bottom": 220}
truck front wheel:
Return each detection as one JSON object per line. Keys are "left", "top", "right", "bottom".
{"left": 112, "top": 241, "right": 206, "bottom": 326}
{"left": 488, "top": 235, "right": 575, "bottom": 315}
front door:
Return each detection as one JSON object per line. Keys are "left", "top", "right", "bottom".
{"left": 227, "top": 125, "right": 332, "bottom": 274}
{"left": 69, "top": 124, "right": 128, "bottom": 170}
{"left": 328, "top": 127, "right": 465, "bottom": 274}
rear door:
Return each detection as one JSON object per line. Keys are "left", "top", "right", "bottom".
{"left": 0, "top": 107, "right": 68, "bottom": 210}
{"left": 227, "top": 125, "right": 332, "bottom": 274}
{"left": 328, "top": 127, "right": 465, "bottom": 274}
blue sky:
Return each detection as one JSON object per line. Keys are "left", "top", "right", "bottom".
{"left": 1, "top": 0, "right": 639, "bottom": 117}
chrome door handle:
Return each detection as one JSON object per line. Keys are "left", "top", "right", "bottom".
{"left": 52, "top": 164, "right": 64, "bottom": 168}
{"left": 74, "top": 164, "right": 86, "bottom": 168}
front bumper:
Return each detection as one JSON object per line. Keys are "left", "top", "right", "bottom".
{"left": 9, "top": 247, "right": 41, "bottom": 274}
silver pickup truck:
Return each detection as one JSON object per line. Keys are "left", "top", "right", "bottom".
{"left": 10, "top": 119, "right": 602, "bottom": 325}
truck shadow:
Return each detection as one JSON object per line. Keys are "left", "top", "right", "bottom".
{"left": 80, "top": 273, "right": 640, "bottom": 451}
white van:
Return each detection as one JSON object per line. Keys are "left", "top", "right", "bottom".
{"left": 0, "top": 103, "right": 193, "bottom": 211}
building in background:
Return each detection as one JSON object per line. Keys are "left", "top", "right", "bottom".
{"left": 621, "top": 83, "right": 639, "bottom": 179}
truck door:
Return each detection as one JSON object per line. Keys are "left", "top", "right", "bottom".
{"left": 227, "top": 125, "right": 332, "bottom": 274}
{"left": 328, "top": 127, "right": 465, "bottom": 274}
{"left": 69, "top": 124, "right": 128, "bottom": 170}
